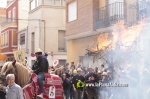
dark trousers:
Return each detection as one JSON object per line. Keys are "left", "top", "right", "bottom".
{"left": 0, "top": 96, "right": 6, "bottom": 99}
{"left": 64, "top": 89, "right": 70, "bottom": 99}
{"left": 70, "top": 88, "right": 74, "bottom": 99}
{"left": 74, "top": 89, "right": 83, "bottom": 99}
{"left": 86, "top": 88, "right": 98, "bottom": 99}
{"left": 0, "top": 91, "right": 6, "bottom": 99}
{"left": 37, "top": 72, "right": 45, "bottom": 93}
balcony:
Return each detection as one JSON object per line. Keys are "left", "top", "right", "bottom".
{"left": 96, "top": 2, "right": 125, "bottom": 29}
{"left": 1, "top": 19, "right": 17, "bottom": 30}
{"left": 96, "top": 1, "right": 150, "bottom": 29}
{"left": 1, "top": 43, "right": 9, "bottom": 48}
{"left": 43, "top": 0, "right": 66, "bottom": 6}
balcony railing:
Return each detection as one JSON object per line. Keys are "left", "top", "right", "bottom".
{"left": 43, "top": 0, "right": 66, "bottom": 6}
{"left": 96, "top": 2, "right": 125, "bottom": 29}
{"left": 1, "top": 19, "right": 17, "bottom": 27}
{"left": 96, "top": 1, "right": 150, "bottom": 29}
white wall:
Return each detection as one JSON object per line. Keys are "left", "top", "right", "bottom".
{"left": 18, "top": 0, "right": 29, "bottom": 31}
{"left": 40, "top": 7, "right": 66, "bottom": 53}
{"left": 27, "top": 6, "right": 66, "bottom": 66}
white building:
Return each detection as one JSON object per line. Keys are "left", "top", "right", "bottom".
{"left": 27, "top": 0, "right": 66, "bottom": 66}
{"left": 17, "top": 0, "right": 29, "bottom": 59}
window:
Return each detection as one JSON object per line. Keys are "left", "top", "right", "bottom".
{"left": 36, "top": 0, "right": 39, "bottom": 7}
{"left": 62, "top": 0, "right": 66, "bottom": 6}
{"left": 4, "top": 33, "right": 6, "bottom": 46}
{"left": 58, "top": 30, "right": 66, "bottom": 51}
{"left": 12, "top": 30, "right": 17, "bottom": 45}
{"left": 2, "top": 33, "right": 4, "bottom": 47}
{"left": 31, "top": 0, "right": 35, "bottom": 10}
{"left": 44, "top": 0, "right": 63, "bottom": 6}
{"left": 31, "top": 32, "right": 35, "bottom": 52}
{"left": 5, "top": 31, "right": 8, "bottom": 46}
{"left": 8, "top": 11, "right": 11, "bottom": 22}
{"left": 30, "top": 0, "right": 40, "bottom": 11}
{"left": 68, "top": 1, "right": 77, "bottom": 22}
{"left": 1, "top": 33, "right": 4, "bottom": 47}
{"left": 44, "top": 0, "right": 53, "bottom": 5}
{"left": 54, "top": 0, "right": 61, "bottom": 6}
{"left": 20, "top": 34, "right": 25, "bottom": 45}
{"left": 59, "top": 60, "right": 66, "bottom": 65}
{"left": 12, "top": 7, "right": 16, "bottom": 22}
{"left": 1, "top": 31, "right": 9, "bottom": 47}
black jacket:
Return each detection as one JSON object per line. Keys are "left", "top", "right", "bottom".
{"left": 62, "top": 78, "right": 70, "bottom": 90}
{"left": 72, "top": 74, "right": 85, "bottom": 91}
{"left": 85, "top": 72, "right": 99, "bottom": 83}
{"left": 32, "top": 56, "right": 49, "bottom": 75}
{"left": 0, "top": 89, "right": 6, "bottom": 99}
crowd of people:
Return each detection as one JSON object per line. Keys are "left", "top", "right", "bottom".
{"left": 0, "top": 49, "right": 130, "bottom": 99}
{"left": 0, "top": 61, "right": 113, "bottom": 99}
{"left": 49, "top": 62, "right": 114, "bottom": 99}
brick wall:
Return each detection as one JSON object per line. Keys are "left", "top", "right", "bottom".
{"left": 1, "top": 0, "right": 18, "bottom": 53}
{"left": 1, "top": 27, "right": 17, "bottom": 53}
{"left": 66, "top": 0, "right": 99, "bottom": 36}
{"left": 6, "top": 0, "right": 18, "bottom": 25}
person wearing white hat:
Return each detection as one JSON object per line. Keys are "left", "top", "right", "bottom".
{"left": 77, "top": 68, "right": 82, "bottom": 72}
{"left": 31, "top": 48, "right": 49, "bottom": 98}
{"left": 101, "top": 72, "right": 108, "bottom": 81}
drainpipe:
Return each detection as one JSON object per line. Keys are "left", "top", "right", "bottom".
{"left": 26, "top": 26, "right": 28, "bottom": 54}
{"left": 41, "top": 20, "right": 46, "bottom": 53}
{"left": 39, "top": 20, "right": 41, "bottom": 49}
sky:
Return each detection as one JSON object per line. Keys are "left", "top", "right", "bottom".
{"left": 0, "top": 0, "right": 7, "bottom": 8}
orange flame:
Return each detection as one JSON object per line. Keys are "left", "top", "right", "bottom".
{"left": 98, "top": 33, "right": 111, "bottom": 49}
{"left": 92, "top": 20, "right": 144, "bottom": 51}
{"left": 91, "top": 33, "right": 111, "bottom": 51}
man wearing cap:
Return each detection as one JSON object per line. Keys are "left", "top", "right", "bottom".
{"left": 31, "top": 48, "right": 49, "bottom": 98}
{"left": 72, "top": 68, "right": 85, "bottom": 99}
{"left": 70, "top": 69, "right": 77, "bottom": 99}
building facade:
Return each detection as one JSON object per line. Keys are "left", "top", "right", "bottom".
{"left": 0, "top": 7, "right": 6, "bottom": 53}
{"left": 27, "top": 0, "right": 66, "bottom": 66}
{"left": 1, "top": 0, "right": 30, "bottom": 62}
{"left": 0, "top": 8, "right": 6, "bottom": 65}
{"left": 1, "top": 0, "right": 18, "bottom": 61}
{"left": 17, "top": 0, "right": 29, "bottom": 60}
{"left": 66, "top": 0, "right": 101, "bottom": 67}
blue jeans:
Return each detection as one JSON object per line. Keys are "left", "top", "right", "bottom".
{"left": 37, "top": 72, "right": 45, "bottom": 93}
